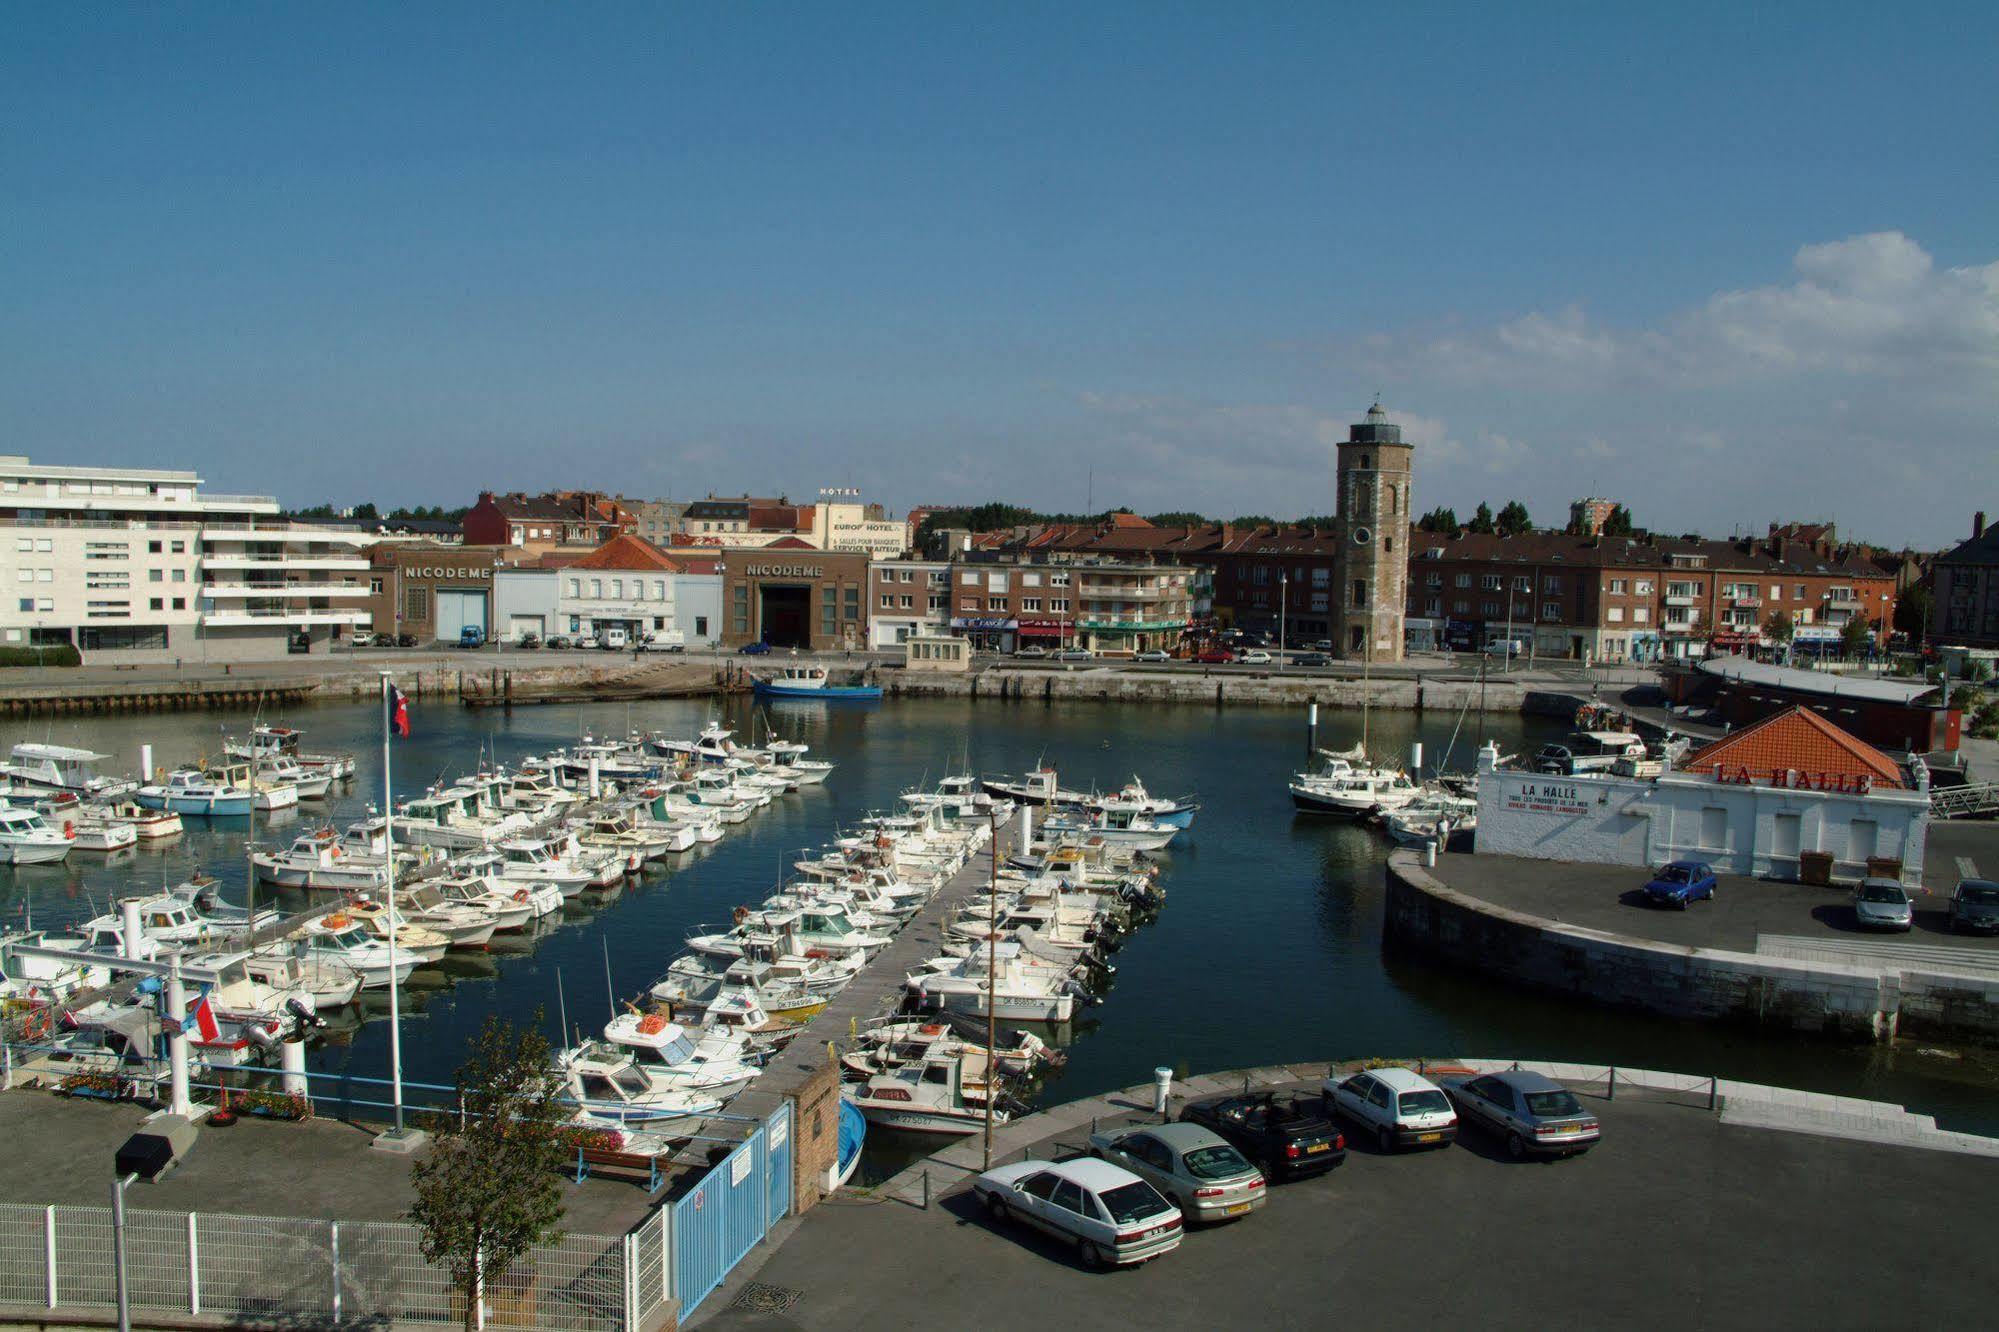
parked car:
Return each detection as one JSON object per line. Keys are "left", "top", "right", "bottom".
{"left": 1321, "top": 1066, "right": 1458, "bottom": 1152}
{"left": 601, "top": 626, "right": 628, "bottom": 650}
{"left": 1853, "top": 877, "right": 1915, "bottom": 932}
{"left": 1642, "top": 860, "right": 1716, "bottom": 909}
{"left": 1949, "top": 878, "right": 1999, "bottom": 934}
{"left": 737, "top": 640, "right": 773, "bottom": 655}
{"left": 1236, "top": 649, "right": 1272, "bottom": 665}
{"left": 1178, "top": 1092, "right": 1345, "bottom": 1181}
{"left": 516, "top": 632, "right": 541, "bottom": 649}
{"left": 1484, "top": 638, "right": 1526, "bottom": 657}
{"left": 972, "top": 1157, "right": 1183, "bottom": 1268}
{"left": 574, "top": 633, "right": 602, "bottom": 650}
{"left": 395, "top": 632, "right": 419, "bottom": 648}
{"left": 641, "top": 630, "right": 686, "bottom": 653}
{"left": 349, "top": 630, "right": 376, "bottom": 648}
{"left": 1440, "top": 1070, "right": 1601, "bottom": 1160}
{"left": 1293, "top": 652, "right": 1331, "bottom": 667}
{"left": 1194, "top": 649, "right": 1233, "bottom": 665}
{"left": 1055, "top": 649, "right": 1094, "bottom": 661}
{"left": 1086, "top": 1122, "right": 1265, "bottom": 1225}
{"left": 1312, "top": 639, "right": 1333, "bottom": 651}
{"left": 545, "top": 634, "right": 571, "bottom": 650}
{"left": 1133, "top": 649, "right": 1172, "bottom": 663}
{"left": 458, "top": 626, "right": 486, "bottom": 649}
{"left": 1013, "top": 646, "right": 1050, "bottom": 659}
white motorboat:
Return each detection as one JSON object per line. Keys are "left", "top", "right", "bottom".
{"left": 225, "top": 724, "right": 357, "bottom": 782}
{"left": 251, "top": 755, "right": 332, "bottom": 801}
{"left": 1381, "top": 792, "right": 1480, "bottom": 847}
{"left": 253, "top": 830, "right": 393, "bottom": 891}
{"left": 495, "top": 835, "right": 598, "bottom": 897}
{"left": 558, "top": 1045, "right": 726, "bottom": 1133}
{"left": 598, "top": 1012, "right": 760, "bottom": 1098}
{"left": 426, "top": 873, "right": 536, "bottom": 932}
{"left": 137, "top": 764, "right": 297, "bottom": 816}
{"left": 337, "top": 898, "right": 456, "bottom": 960}
{"left": 66, "top": 810, "right": 137, "bottom": 852}
{"left": 293, "top": 913, "right": 419, "bottom": 989}
{"left": 0, "top": 743, "right": 136, "bottom": 801}
{"left": 99, "top": 801, "right": 183, "bottom": 840}
{"left": 846, "top": 1051, "right": 1009, "bottom": 1137}
{"left": 907, "top": 943, "right": 1080, "bottom": 1023}
{"left": 454, "top": 853, "right": 563, "bottom": 919}
{"left": 395, "top": 783, "right": 533, "bottom": 850}
{"left": 240, "top": 948, "right": 363, "bottom": 1009}
{"left": 0, "top": 806, "right": 72, "bottom": 864}
{"left": 1289, "top": 748, "right": 1421, "bottom": 817}
{"left": 1039, "top": 805, "right": 1180, "bottom": 851}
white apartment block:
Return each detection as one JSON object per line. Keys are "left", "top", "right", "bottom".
{"left": 0, "top": 456, "right": 374, "bottom": 663}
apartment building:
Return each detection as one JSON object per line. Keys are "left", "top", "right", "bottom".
{"left": 460, "top": 491, "right": 631, "bottom": 557}
{"left": 1933, "top": 512, "right": 1999, "bottom": 648}
{"left": 0, "top": 456, "right": 374, "bottom": 662}
{"left": 677, "top": 491, "right": 909, "bottom": 558}
{"left": 868, "top": 558, "right": 951, "bottom": 648}
{"left": 944, "top": 550, "right": 1194, "bottom": 654}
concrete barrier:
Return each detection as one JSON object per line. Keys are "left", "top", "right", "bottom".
{"left": 1383, "top": 851, "right": 1999, "bottom": 1045}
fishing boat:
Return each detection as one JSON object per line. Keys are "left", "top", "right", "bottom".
{"left": 557, "top": 1045, "right": 726, "bottom": 1133}
{"left": 1288, "top": 748, "right": 1419, "bottom": 817}
{"left": 136, "top": 765, "right": 297, "bottom": 816}
{"left": 292, "top": 913, "right": 419, "bottom": 989}
{"left": 1088, "top": 777, "right": 1198, "bottom": 829}
{"left": 598, "top": 1011, "right": 761, "bottom": 1098}
{"left": 65, "top": 810, "right": 137, "bottom": 852}
{"left": 224, "top": 724, "right": 357, "bottom": 782}
{"left": 982, "top": 768, "right": 1089, "bottom": 807}
{"left": 252, "top": 830, "right": 393, "bottom": 891}
{"left": 845, "top": 1050, "right": 1009, "bottom": 1137}
{"left": 752, "top": 664, "right": 883, "bottom": 701}
{"left": 1039, "top": 804, "right": 1181, "bottom": 851}
{"left": 906, "top": 942, "right": 1080, "bottom": 1022}
{"left": 0, "top": 743, "right": 137, "bottom": 802}
{"left": 99, "top": 801, "right": 183, "bottom": 840}
{"left": 0, "top": 806, "right": 73, "bottom": 864}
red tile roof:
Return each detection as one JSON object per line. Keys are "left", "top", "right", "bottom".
{"left": 1683, "top": 706, "right": 1903, "bottom": 789}
{"left": 762, "top": 536, "right": 817, "bottom": 550}
{"left": 565, "top": 534, "right": 684, "bottom": 572}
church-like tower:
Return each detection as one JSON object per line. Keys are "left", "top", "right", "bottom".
{"left": 1335, "top": 402, "right": 1413, "bottom": 662}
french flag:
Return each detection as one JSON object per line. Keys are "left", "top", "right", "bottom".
{"left": 190, "top": 994, "right": 221, "bottom": 1044}
{"left": 388, "top": 684, "right": 410, "bottom": 739}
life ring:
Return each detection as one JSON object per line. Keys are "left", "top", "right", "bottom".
{"left": 22, "top": 1009, "right": 51, "bottom": 1042}
{"left": 329, "top": 847, "right": 342, "bottom": 858}
{"left": 322, "top": 912, "right": 351, "bottom": 929}
{"left": 513, "top": 889, "right": 530, "bottom": 903}
{"left": 636, "top": 1012, "right": 668, "bottom": 1036}
{"left": 919, "top": 1024, "right": 944, "bottom": 1036}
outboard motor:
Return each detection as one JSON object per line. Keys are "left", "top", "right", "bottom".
{"left": 284, "top": 998, "right": 326, "bottom": 1031}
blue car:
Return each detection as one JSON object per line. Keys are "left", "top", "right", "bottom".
{"left": 737, "top": 640, "right": 773, "bottom": 655}
{"left": 1643, "top": 860, "right": 1716, "bottom": 909}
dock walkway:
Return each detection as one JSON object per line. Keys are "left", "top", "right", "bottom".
{"left": 669, "top": 814, "right": 1018, "bottom": 1180}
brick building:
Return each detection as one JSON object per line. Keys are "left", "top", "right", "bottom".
{"left": 460, "top": 491, "right": 632, "bottom": 557}
{"left": 1932, "top": 512, "right": 1999, "bottom": 648}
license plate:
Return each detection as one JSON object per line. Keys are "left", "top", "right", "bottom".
{"left": 1223, "top": 1203, "right": 1251, "bottom": 1216}
{"left": 1553, "top": 1125, "right": 1580, "bottom": 1135}
{"left": 1417, "top": 1132, "right": 1442, "bottom": 1143}
{"left": 1306, "top": 1142, "right": 1331, "bottom": 1153}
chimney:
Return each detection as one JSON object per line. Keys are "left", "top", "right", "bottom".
{"left": 1976, "top": 512, "right": 1988, "bottom": 540}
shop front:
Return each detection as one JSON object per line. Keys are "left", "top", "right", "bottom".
{"left": 950, "top": 615, "right": 1016, "bottom": 653}
{"left": 1015, "top": 617, "right": 1074, "bottom": 650}
{"left": 1403, "top": 617, "right": 1443, "bottom": 653}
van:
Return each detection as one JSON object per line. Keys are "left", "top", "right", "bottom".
{"left": 600, "top": 626, "right": 628, "bottom": 650}
{"left": 457, "top": 625, "right": 485, "bottom": 649}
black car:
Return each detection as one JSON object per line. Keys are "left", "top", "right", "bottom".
{"left": 546, "top": 634, "right": 572, "bottom": 650}
{"left": 1950, "top": 879, "right": 1999, "bottom": 934}
{"left": 395, "top": 632, "right": 419, "bottom": 648}
{"left": 1179, "top": 1092, "right": 1345, "bottom": 1181}
{"left": 517, "top": 633, "right": 542, "bottom": 649}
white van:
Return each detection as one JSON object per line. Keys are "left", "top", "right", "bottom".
{"left": 600, "top": 626, "right": 628, "bottom": 650}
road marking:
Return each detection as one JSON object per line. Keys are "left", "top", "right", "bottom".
{"left": 1957, "top": 856, "right": 1979, "bottom": 878}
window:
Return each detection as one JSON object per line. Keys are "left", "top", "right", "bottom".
{"left": 960, "top": 572, "right": 977, "bottom": 586}
{"left": 172, "top": 597, "right": 185, "bottom": 610}
{"left": 567, "top": 578, "right": 580, "bottom": 597}
{"left": 653, "top": 580, "right": 665, "bottom": 600}
{"left": 590, "top": 579, "right": 603, "bottom": 598}
{"left": 148, "top": 569, "right": 164, "bottom": 583}
{"left": 900, "top": 594, "right": 913, "bottom": 608}
{"left": 1384, "top": 535, "right": 1394, "bottom": 554}
{"left": 1794, "top": 583, "right": 1806, "bottom": 599}
{"left": 1452, "top": 599, "right": 1469, "bottom": 614}
{"left": 1022, "top": 572, "right": 1041, "bottom": 587}
{"left": 610, "top": 578, "right": 623, "bottom": 599}
{"left": 149, "top": 597, "right": 164, "bottom": 611}
{"left": 1022, "top": 597, "right": 1042, "bottom": 612}
{"left": 16, "top": 599, "right": 29, "bottom": 612}
{"left": 1543, "top": 576, "right": 1563, "bottom": 592}
{"left": 1481, "top": 574, "right": 1501, "bottom": 590}
{"left": 170, "top": 541, "right": 185, "bottom": 554}
{"left": 1050, "top": 572, "right": 1070, "bottom": 587}
{"left": 15, "top": 570, "right": 29, "bottom": 583}
{"left": 881, "top": 594, "right": 895, "bottom": 608}
{"left": 35, "top": 539, "right": 51, "bottom": 553}
{"left": 1633, "top": 607, "right": 1649, "bottom": 623}
{"left": 1481, "top": 600, "right": 1500, "bottom": 616}
{"left": 1770, "top": 584, "right": 1782, "bottom": 601}
{"left": 1634, "top": 580, "right": 1654, "bottom": 595}
{"left": 694, "top": 615, "right": 708, "bottom": 636}
{"left": 1608, "top": 578, "right": 1627, "bottom": 594}
{"left": 1542, "top": 601, "right": 1561, "bottom": 620}
{"left": 1513, "top": 575, "right": 1531, "bottom": 592}
{"left": 147, "top": 540, "right": 162, "bottom": 554}
{"left": 1051, "top": 598, "right": 1070, "bottom": 613}
{"left": 1455, "top": 573, "right": 1471, "bottom": 588}
{"left": 1351, "top": 579, "right": 1368, "bottom": 608}
{"left": 36, "top": 569, "right": 51, "bottom": 583}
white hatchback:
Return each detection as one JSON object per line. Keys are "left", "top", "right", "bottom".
{"left": 1322, "top": 1066, "right": 1459, "bottom": 1152}
{"left": 973, "top": 1157, "right": 1183, "bottom": 1268}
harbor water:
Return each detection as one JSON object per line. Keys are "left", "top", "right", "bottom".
{"left": 3, "top": 695, "right": 1996, "bottom": 1141}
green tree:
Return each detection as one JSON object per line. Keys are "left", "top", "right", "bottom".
{"left": 1893, "top": 582, "right": 1932, "bottom": 639}
{"left": 1839, "top": 615, "right": 1875, "bottom": 658}
{"left": 1763, "top": 610, "right": 1795, "bottom": 643}
{"left": 1602, "top": 505, "right": 1636, "bottom": 538}
{"left": 409, "top": 1015, "right": 568, "bottom": 1332}
{"left": 1143, "top": 511, "right": 1208, "bottom": 527}
{"left": 352, "top": 501, "right": 380, "bottom": 521}
{"left": 1466, "top": 502, "right": 1496, "bottom": 535}
{"left": 1416, "top": 505, "right": 1458, "bottom": 533}
{"left": 1495, "top": 500, "right": 1532, "bottom": 536}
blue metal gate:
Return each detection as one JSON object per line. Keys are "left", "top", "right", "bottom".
{"left": 670, "top": 1103, "right": 796, "bottom": 1317}
{"left": 765, "top": 1102, "right": 793, "bottom": 1222}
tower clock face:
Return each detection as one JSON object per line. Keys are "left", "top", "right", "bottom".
{"left": 1352, "top": 527, "right": 1372, "bottom": 545}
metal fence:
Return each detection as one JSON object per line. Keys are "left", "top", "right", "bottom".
{"left": 673, "top": 1100, "right": 793, "bottom": 1318}
{"left": 0, "top": 1202, "right": 642, "bottom": 1330}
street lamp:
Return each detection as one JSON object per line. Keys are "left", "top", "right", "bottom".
{"left": 1279, "top": 574, "right": 1287, "bottom": 661}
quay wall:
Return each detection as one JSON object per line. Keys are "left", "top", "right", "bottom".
{"left": 884, "top": 667, "right": 1528, "bottom": 714}
{"left": 1382, "top": 851, "right": 1999, "bottom": 1045}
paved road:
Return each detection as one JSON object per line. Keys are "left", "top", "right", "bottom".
{"left": 699, "top": 1091, "right": 1999, "bottom": 1330}
{"left": 1426, "top": 835, "right": 1999, "bottom": 956}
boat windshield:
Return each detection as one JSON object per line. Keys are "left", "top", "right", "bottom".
{"left": 1097, "top": 1181, "right": 1169, "bottom": 1225}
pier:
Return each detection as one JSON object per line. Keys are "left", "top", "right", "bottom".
{"left": 670, "top": 812, "right": 1021, "bottom": 1199}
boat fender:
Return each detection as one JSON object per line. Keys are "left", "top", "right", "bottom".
{"left": 63, "top": 822, "right": 74, "bottom": 839}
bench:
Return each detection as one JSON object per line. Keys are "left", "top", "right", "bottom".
{"left": 572, "top": 1144, "right": 667, "bottom": 1192}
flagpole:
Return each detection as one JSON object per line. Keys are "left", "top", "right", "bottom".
{"left": 381, "top": 671, "right": 405, "bottom": 1137}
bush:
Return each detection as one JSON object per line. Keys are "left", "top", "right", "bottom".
{"left": 0, "top": 645, "right": 80, "bottom": 668}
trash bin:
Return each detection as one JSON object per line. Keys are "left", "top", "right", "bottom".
{"left": 1866, "top": 856, "right": 1904, "bottom": 881}
{"left": 1799, "top": 851, "right": 1835, "bottom": 887}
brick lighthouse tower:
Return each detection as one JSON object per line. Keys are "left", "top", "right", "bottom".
{"left": 1335, "top": 401, "right": 1413, "bottom": 663}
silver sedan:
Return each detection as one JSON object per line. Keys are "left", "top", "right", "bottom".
{"left": 1853, "top": 878, "right": 1914, "bottom": 932}
{"left": 1440, "top": 1070, "right": 1601, "bottom": 1159}
{"left": 1086, "top": 1121, "right": 1266, "bottom": 1224}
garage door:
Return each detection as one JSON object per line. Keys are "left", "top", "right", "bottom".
{"left": 435, "top": 590, "right": 488, "bottom": 641}
{"left": 509, "top": 614, "right": 545, "bottom": 641}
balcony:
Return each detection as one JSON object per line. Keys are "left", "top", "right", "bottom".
{"left": 201, "top": 608, "right": 369, "bottom": 627}
{"left": 1730, "top": 596, "right": 1761, "bottom": 609}
{"left": 200, "top": 556, "right": 372, "bottom": 572}
{"left": 200, "top": 526, "right": 374, "bottom": 545}
{"left": 201, "top": 582, "right": 373, "bottom": 598}
{"left": 1664, "top": 594, "right": 1698, "bottom": 607}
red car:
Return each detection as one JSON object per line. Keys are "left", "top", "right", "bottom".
{"left": 1194, "top": 649, "right": 1232, "bottom": 664}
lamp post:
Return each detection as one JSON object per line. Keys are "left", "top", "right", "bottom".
{"left": 1502, "top": 578, "right": 1516, "bottom": 674}
{"left": 982, "top": 806, "right": 998, "bottom": 1171}
{"left": 1279, "top": 574, "right": 1287, "bottom": 663}
{"left": 112, "top": 1171, "right": 138, "bottom": 1332}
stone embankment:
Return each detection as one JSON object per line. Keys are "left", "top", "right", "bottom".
{"left": 885, "top": 664, "right": 1532, "bottom": 713}
{"left": 1384, "top": 850, "right": 1999, "bottom": 1044}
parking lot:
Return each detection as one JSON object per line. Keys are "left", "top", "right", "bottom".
{"left": 698, "top": 1084, "right": 1999, "bottom": 1330}
{"left": 1427, "top": 821, "right": 1999, "bottom": 959}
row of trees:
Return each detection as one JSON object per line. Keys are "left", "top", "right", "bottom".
{"left": 1761, "top": 610, "right": 1881, "bottom": 657}
{"left": 1416, "top": 500, "right": 1535, "bottom": 536}
{"left": 289, "top": 501, "right": 470, "bottom": 524}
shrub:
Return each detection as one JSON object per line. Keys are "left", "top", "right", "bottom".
{"left": 0, "top": 645, "right": 80, "bottom": 668}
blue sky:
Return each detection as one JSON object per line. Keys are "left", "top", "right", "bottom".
{"left": 3, "top": 3, "right": 1994, "bottom": 545}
